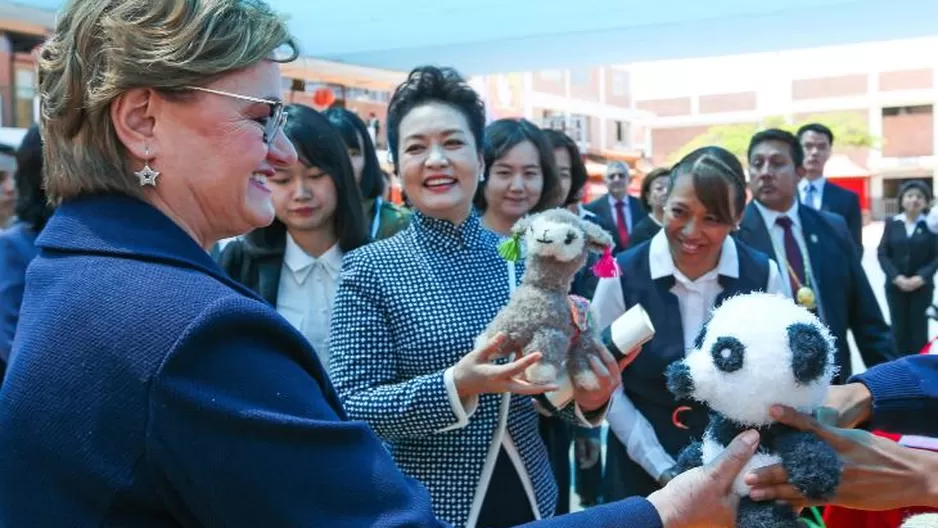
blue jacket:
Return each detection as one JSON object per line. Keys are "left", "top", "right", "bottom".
{"left": 852, "top": 354, "right": 938, "bottom": 437}
{"left": 0, "top": 222, "right": 40, "bottom": 369}
{"left": 737, "top": 202, "right": 896, "bottom": 382}
{"left": 0, "top": 194, "right": 661, "bottom": 528}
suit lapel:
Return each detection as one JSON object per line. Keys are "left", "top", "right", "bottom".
{"left": 799, "top": 208, "right": 826, "bottom": 298}
{"left": 739, "top": 205, "right": 777, "bottom": 262}
{"left": 595, "top": 198, "right": 620, "bottom": 247}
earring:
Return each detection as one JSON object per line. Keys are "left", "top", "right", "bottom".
{"left": 135, "top": 145, "right": 160, "bottom": 187}
{"left": 480, "top": 171, "right": 486, "bottom": 183}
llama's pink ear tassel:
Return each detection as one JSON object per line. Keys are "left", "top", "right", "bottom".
{"left": 591, "top": 246, "right": 620, "bottom": 278}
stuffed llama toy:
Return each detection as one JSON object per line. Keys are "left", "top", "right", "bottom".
{"left": 476, "top": 208, "right": 619, "bottom": 396}
{"left": 666, "top": 292, "right": 843, "bottom": 528}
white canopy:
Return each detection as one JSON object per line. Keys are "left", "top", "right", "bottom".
{"left": 273, "top": 0, "right": 938, "bottom": 74}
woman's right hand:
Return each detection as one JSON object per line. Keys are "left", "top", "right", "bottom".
{"left": 452, "top": 333, "right": 559, "bottom": 399}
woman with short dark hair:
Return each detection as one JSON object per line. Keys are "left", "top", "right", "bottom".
{"left": 878, "top": 179, "right": 938, "bottom": 356}
{"left": 474, "top": 118, "right": 561, "bottom": 236}
{"left": 329, "top": 65, "right": 621, "bottom": 528}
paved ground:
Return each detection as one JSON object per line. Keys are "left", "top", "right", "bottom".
{"left": 567, "top": 221, "right": 931, "bottom": 511}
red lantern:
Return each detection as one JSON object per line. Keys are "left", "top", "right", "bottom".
{"left": 312, "top": 88, "right": 335, "bottom": 109}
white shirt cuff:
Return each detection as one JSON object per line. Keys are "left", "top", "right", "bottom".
{"left": 436, "top": 367, "right": 478, "bottom": 433}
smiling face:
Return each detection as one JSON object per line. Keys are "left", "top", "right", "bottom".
{"left": 662, "top": 171, "right": 736, "bottom": 280}
{"left": 147, "top": 60, "right": 298, "bottom": 243}
{"left": 269, "top": 161, "right": 337, "bottom": 234}
{"left": 396, "top": 101, "right": 481, "bottom": 224}
{"left": 484, "top": 140, "right": 544, "bottom": 222}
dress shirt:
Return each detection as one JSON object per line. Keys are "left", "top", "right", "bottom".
{"left": 607, "top": 194, "right": 633, "bottom": 233}
{"left": 895, "top": 213, "right": 927, "bottom": 237}
{"left": 276, "top": 235, "right": 343, "bottom": 368}
{"left": 593, "top": 230, "right": 784, "bottom": 479}
{"left": 799, "top": 177, "right": 826, "bottom": 210}
{"left": 752, "top": 200, "right": 815, "bottom": 301}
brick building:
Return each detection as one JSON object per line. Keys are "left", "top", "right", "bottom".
{"left": 623, "top": 36, "right": 938, "bottom": 219}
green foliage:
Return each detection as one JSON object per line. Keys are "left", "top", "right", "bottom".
{"left": 669, "top": 112, "right": 877, "bottom": 165}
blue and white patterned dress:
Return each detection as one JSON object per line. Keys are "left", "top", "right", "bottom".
{"left": 330, "top": 209, "right": 581, "bottom": 528}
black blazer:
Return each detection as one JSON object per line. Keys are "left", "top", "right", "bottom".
{"left": 877, "top": 216, "right": 938, "bottom": 288}
{"left": 584, "top": 194, "right": 648, "bottom": 254}
{"left": 217, "top": 228, "right": 285, "bottom": 306}
{"left": 737, "top": 202, "right": 896, "bottom": 382}
{"left": 819, "top": 181, "right": 863, "bottom": 253}
{"left": 626, "top": 216, "right": 662, "bottom": 251}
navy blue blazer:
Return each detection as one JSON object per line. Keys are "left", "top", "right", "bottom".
{"left": 852, "top": 354, "right": 938, "bottom": 437}
{"left": 585, "top": 194, "right": 648, "bottom": 254}
{"left": 0, "top": 194, "right": 661, "bottom": 528}
{"left": 818, "top": 181, "right": 863, "bottom": 253}
{"left": 0, "top": 222, "right": 40, "bottom": 374}
{"left": 737, "top": 202, "right": 896, "bottom": 383}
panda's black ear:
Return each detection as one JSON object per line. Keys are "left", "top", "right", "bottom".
{"left": 787, "top": 322, "right": 829, "bottom": 384}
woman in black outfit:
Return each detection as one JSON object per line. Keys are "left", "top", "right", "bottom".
{"left": 878, "top": 179, "right": 938, "bottom": 356}
{"left": 626, "top": 168, "right": 670, "bottom": 249}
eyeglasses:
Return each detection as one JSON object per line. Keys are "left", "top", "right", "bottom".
{"left": 607, "top": 172, "right": 628, "bottom": 181}
{"left": 183, "top": 85, "right": 286, "bottom": 145}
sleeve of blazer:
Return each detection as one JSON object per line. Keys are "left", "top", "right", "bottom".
{"left": 329, "top": 250, "right": 473, "bottom": 441}
{"left": 147, "top": 296, "right": 445, "bottom": 528}
{"left": 877, "top": 221, "right": 900, "bottom": 283}
{"left": 846, "top": 230, "right": 899, "bottom": 367}
{"left": 0, "top": 236, "right": 27, "bottom": 363}
{"left": 914, "top": 231, "right": 938, "bottom": 285}
{"left": 851, "top": 354, "right": 938, "bottom": 437}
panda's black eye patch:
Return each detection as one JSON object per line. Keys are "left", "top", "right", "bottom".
{"left": 788, "top": 322, "right": 829, "bottom": 384}
{"left": 710, "top": 336, "right": 745, "bottom": 373}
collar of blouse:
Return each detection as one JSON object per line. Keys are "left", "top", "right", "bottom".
{"left": 411, "top": 208, "right": 489, "bottom": 251}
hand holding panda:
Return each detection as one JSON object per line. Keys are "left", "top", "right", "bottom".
{"left": 665, "top": 292, "right": 842, "bottom": 528}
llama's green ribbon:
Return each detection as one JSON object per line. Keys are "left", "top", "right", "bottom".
{"left": 497, "top": 233, "right": 522, "bottom": 262}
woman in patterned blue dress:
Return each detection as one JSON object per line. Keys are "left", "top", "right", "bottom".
{"left": 328, "top": 66, "right": 623, "bottom": 528}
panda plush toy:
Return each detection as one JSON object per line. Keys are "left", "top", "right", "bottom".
{"left": 666, "top": 292, "right": 842, "bottom": 528}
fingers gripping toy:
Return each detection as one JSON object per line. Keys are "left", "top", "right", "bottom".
{"left": 476, "top": 208, "right": 618, "bottom": 402}
{"left": 666, "top": 292, "right": 843, "bottom": 528}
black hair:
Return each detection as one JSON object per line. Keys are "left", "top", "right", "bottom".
{"left": 543, "top": 129, "right": 588, "bottom": 206}
{"left": 13, "top": 124, "right": 52, "bottom": 232}
{"left": 474, "top": 118, "right": 561, "bottom": 213}
{"left": 247, "top": 104, "right": 368, "bottom": 253}
{"left": 897, "top": 179, "right": 932, "bottom": 211}
{"left": 670, "top": 146, "right": 748, "bottom": 224}
{"left": 386, "top": 65, "right": 486, "bottom": 172}
{"left": 639, "top": 167, "right": 671, "bottom": 213}
{"left": 323, "top": 107, "right": 384, "bottom": 201}
{"left": 748, "top": 128, "right": 805, "bottom": 171}
{"left": 796, "top": 123, "right": 835, "bottom": 147}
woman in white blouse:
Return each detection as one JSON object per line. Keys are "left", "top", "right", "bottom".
{"left": 218, "top": 104, "right": 369, "bottom": 366}
{"left": 593, "top": 146, "right": 785, "bottom": 501}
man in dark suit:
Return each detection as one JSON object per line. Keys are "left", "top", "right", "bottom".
{"left": 738, "top": 128, "right": 896, "bottom": 383}
{"left": 585, "top": 161, "right": 647, "bottom": 254}
{"left": 796, "top": 123, "right": 864, "bottom": 254}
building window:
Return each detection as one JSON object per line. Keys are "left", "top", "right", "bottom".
{"left": 539, "top": 70, "right": 564, "bottom": 83}
{"left": 541, "top": 110, "right": 566, "bottom": 131}
{"left": 614, "top": 120, "right": 630, "bottom": 144}
{"left": 14, "top": 67, "right": 35, "bottom": 128}
{"left": 568, "top": 114, "right": 590, "bottom": 144}
{"left": 882, "top": 104, "right": 932, "bottom": 116}
{"left": 570, "top": 69, "right": 590, "bottom": 87}
{"left": 611, "top": 71, "right": 629, "bottom": 97}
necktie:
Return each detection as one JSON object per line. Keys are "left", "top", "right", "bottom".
{"left": 805, "top": 184, "right": 819, "bottom": 209}
{"left": 615, "top": 200, "right": 630, "bottom": 247}
{"left": 775, "top": 216, "right": 805, "bottom": 295}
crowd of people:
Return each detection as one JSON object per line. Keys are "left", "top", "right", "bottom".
{"left": 0, "top": 0, "right": 937, "bottom": 527}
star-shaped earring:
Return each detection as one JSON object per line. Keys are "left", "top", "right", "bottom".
{"left": 135, "top": 145, "right": 159, "bottom": 187}
{"left": 135, "top": 163, "right": 160, "bottom": 186}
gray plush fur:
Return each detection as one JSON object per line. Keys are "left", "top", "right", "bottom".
{"left": 478, "top": 208, "right": 614, "bottom": 391}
